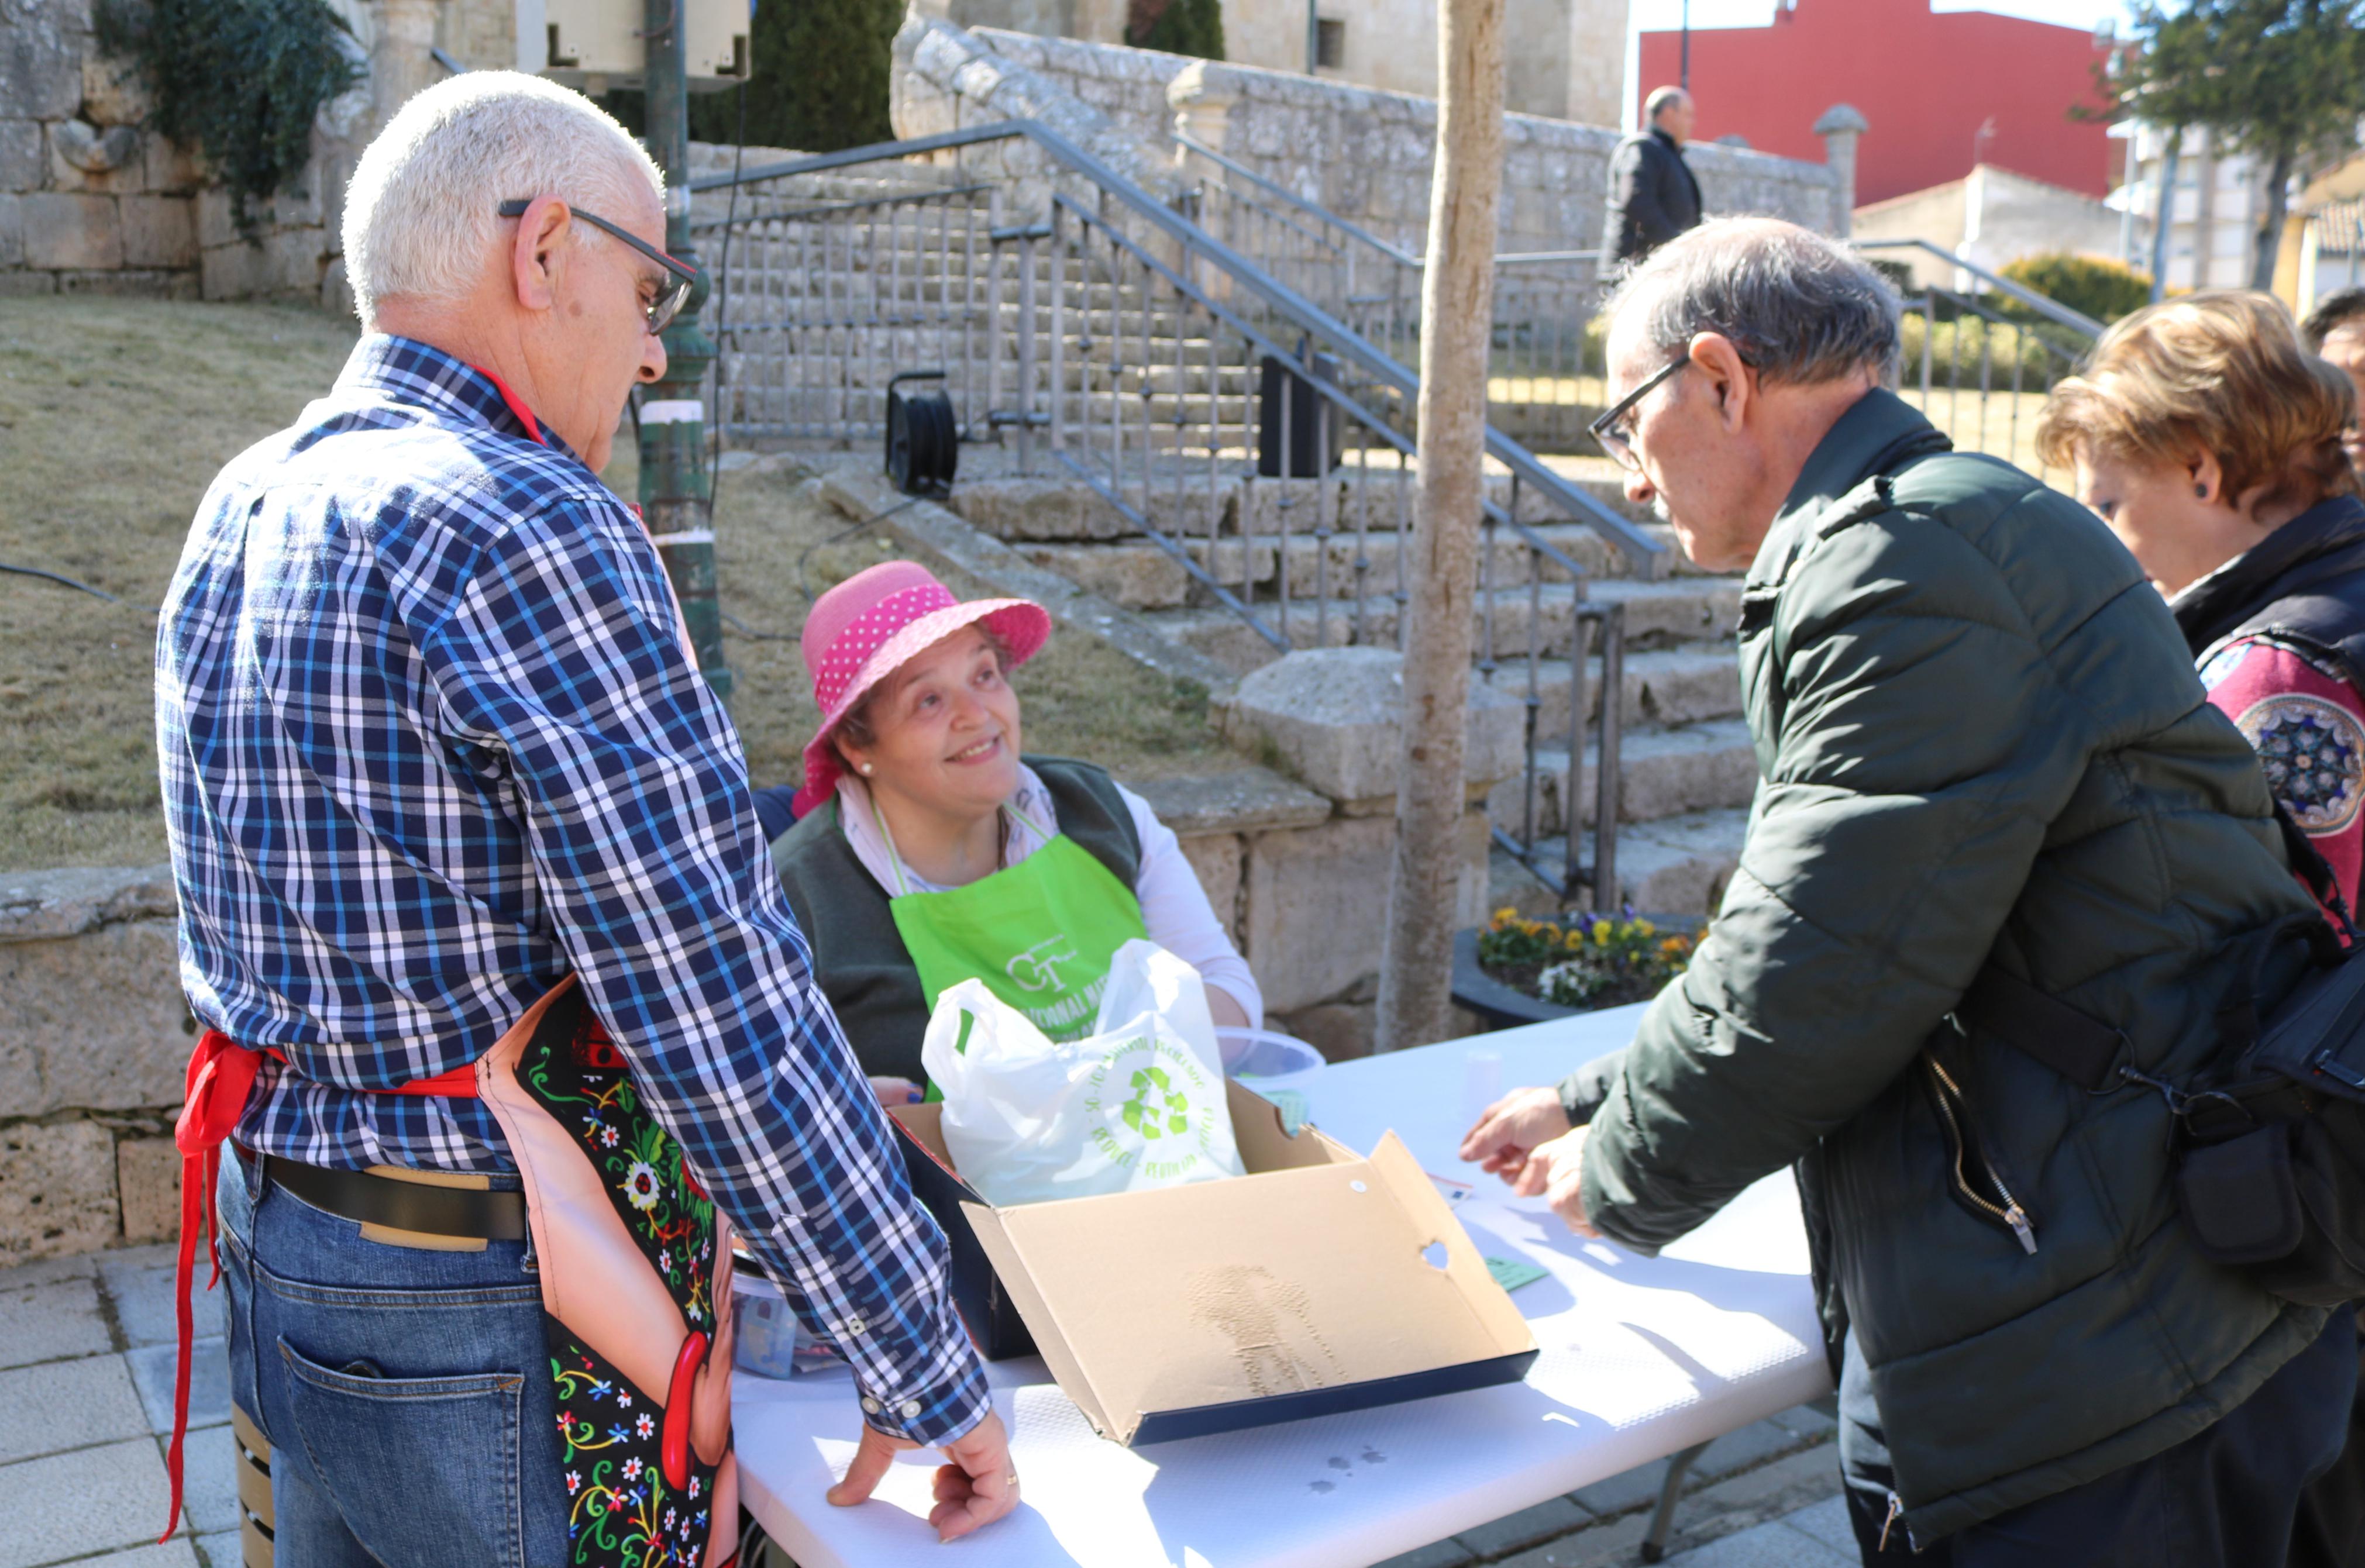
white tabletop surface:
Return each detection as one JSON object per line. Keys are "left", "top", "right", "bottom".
{"left": 734, "top": 1008, "right": 1833, "bottom": 1568}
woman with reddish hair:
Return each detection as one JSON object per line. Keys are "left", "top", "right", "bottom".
{"left": 769, "top": 561, "right": 1262, "bottom": 1106}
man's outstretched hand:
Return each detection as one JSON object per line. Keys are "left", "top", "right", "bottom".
{"left": 1460, "top": 1086, "right": 1598, "bottom": 1237}
{"left": 827, "top": 1408, "right": 1020, "bottom": 1542}
{"left": 1459, "top": 1085, "right": 1574, "bottom": 1184}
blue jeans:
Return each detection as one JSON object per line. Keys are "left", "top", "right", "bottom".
{"left": 216, "top": 1151, "right": 571, "bottom": 1566}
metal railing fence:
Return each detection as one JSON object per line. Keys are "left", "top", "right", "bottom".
{"left": 692, "top": 119, "right": 1634, "bottom": 906}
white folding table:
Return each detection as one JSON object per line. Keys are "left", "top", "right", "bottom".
{"left": 733, "top": 1006, "right": 1834, "bottom": 1568}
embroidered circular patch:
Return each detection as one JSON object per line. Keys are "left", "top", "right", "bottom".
{"left": 2236, "top": 692, "right": 2365, "bottom": 834}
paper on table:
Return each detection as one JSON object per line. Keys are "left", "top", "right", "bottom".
{"left": 1484, "top": 1256, "right": 1550, "bottom": 1293}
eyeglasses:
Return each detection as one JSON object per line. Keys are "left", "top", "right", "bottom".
{"left": 1588, "top": 357, "right": 1689, "bottom": 471}
{"left": 496, "top": 199, "right": 697, "bottom": 334}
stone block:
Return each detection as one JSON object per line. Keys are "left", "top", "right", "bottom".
{"left": 1124, "top": 768, "right": 1330, "bottom": 836}
{"left": 0, "top": 267, "right": 56, "bottom": 294}
{"left": 142, "top": 131, "right": 202, "bottom": 195}
{"left": 1224, "top": 646, "right": 1526, "bottom": 805}
{"left": 119, "top": 192, "right": 192, "bottom": 267}
{"left": 58, "top": 266, "right": 197, "bottom": 297}
{"left": 116, "top": 1136, "right": 178, "bottom": 1245}
{"left": 200, "top": 226, "right": 329, "bottom": 299}
{"left": 1272, "top": 1000, "right": 1372, "bottom": 1062}
{"left": 81, "top": 49, "right": 152, "bottom": 127}
{"left": 0, "top": 193, "right": 18, "bottom": 268}
{"left": 0, "top": 119, "right": 42, "bottom": 192}
{"left": 0, "top": 2, "right": 85, "bottom": 122}
{"left": 1242, "top": 812, "right": 1395, "bottom": 1012}
{"left": 0, "top": 1119, "right": 119, "bottom": 1263}
{"left": 20, "top": 190, "right": 120, "bottom": 270}
{"left": 4, "top": 1438, "right": 180, "bottom": 1568}
{"left": 1018, "top": 541, "right": 1189, "bottom": 608}
{"left": 0, "top": 1348, "right": 150, "bottom": 1463}
{"left": 1174, "top": 831, "right": 1241, "bottom": 943}
{"left": 0, "top": 919, "right": 192, "bottom": 1117}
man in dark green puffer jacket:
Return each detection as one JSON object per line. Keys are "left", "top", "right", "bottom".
{"left": 1462, "top": 219, "right": 2356, "bottom": 1562}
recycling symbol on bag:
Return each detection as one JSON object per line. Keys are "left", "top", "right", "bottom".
{"left": 1119, "top": 1066, "right": 1191, "bottom": 1140}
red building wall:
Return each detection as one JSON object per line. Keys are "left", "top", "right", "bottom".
{"left": 1637, "top": 0, "right": 2115, "bottom": 206}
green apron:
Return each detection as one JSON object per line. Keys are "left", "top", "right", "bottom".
{"left": 877, "top": 801, "right": 1149, "bottom": 1086}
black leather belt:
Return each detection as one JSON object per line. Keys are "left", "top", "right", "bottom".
{"left": 257, "top": 1152, "right": 528, "bottom": 1242}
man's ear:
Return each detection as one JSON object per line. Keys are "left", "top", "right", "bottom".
{"left": 1689, "top": 332, "right": 1753, "bottom": 433}
{"left": 2187, "top": 448, "right": 2226, "bottom": 508}
{"left": 511, "top": 195, "right": 571, "bottom": 315}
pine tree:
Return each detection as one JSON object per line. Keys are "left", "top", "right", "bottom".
{"left": 605, "top": 0, "right": 904, "bottom": 154}
{"left": 1127, "top": 0, "right": 1225, "bottom": 59}
{"left": 2110, "top": 0, "right": 2365, "bottom": 288}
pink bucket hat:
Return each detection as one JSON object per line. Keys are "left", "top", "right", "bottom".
{"left": 791, "top": 561, "right": 1052, "bottom": 816}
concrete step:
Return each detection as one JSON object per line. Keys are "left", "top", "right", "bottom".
{"left": 1488, "top": 718, "right": 1758, "bottom": 833}
{"left": 1490, "top": 805, "right": 1749, "bottom": 918}
{"left": 1143, "top": 577, "right": 1742, "bottom": 677}
{"left": 1481, "top": 643, "right": 1743, "bottom": 732}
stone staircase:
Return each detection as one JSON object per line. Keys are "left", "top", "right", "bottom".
{"left": 939, "top": 460, "right": 1755, "bottom": 917}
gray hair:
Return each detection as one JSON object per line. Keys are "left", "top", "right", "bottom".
{"left": 1605, "top": 218, "right": 1902, "bottom": 387}
{"left": 1644, "top": 86, "right": 1689, "bottom": 122}
{"left": 342, "top": 71, "right": 663, "bottom": 330}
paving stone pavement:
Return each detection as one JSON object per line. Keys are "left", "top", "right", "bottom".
{"left": 0, "top": 1245, "right": 237, "bottom": 1568}
{"left": 5, "top": 1247, "right": 1848, "bottom": 1568}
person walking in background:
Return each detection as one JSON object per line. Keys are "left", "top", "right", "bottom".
{"left": 1605, "top": 87, "right": 1702, "bottom": 270}
{"left": 2037, "top": 291, "right": 2365, "bottom": 1568}
{"left": 1461, "top": 219, "right": 2350, "bottom": 1564}
{"left": 2304, "top": 288, "right": 2365, "bottom": 475}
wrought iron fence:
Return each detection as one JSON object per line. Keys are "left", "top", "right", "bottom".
{"left": 693, "top": 121, "right": 1639, "bottom": 904}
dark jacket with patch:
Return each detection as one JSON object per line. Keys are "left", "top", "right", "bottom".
{"left": 1559, "top": 391, "right": 2325, "bottom": 1541}
{"left": 1606, "top": 128, "right": 1703, "bottom": 266}
{"left": 770, "top": 756, "right": 1141, "bottom": 1083}
{"left": 2173, "top": 494, "right": 2365, "bottom": 685}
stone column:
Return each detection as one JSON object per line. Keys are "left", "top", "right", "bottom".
{"left": 1167, "top": 60, "right": 1241, "bottom": 158}
{"left": 1813, "top": 103, "right": 1868, "bottom": 239}
{"left": 374, "top": 0, "right": 442, "bottom": 132}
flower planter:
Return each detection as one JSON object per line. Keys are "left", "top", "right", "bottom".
{"left": 1450, "top": 916, "right": 1709, "bottom": 1032}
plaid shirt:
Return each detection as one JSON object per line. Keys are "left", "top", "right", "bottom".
{"left": 156, "top": 335, "right": 988, "bottom": 1445}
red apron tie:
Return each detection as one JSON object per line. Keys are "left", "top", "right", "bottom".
{"left": 162, "top": 1034, "right": 481, "bottom": 1542}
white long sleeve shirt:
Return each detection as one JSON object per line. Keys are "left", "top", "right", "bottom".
{"left": 834, "top": 768, "right": 1264, "bottom": 1026}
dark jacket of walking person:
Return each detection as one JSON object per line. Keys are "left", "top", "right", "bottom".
{"left": 2039, "top": 290, "right": 2365, "bottom": 1568}
{"left": 1462, "top": 219, "right": 2353, "bottom": 1563}
{"left": 1606, "top": 87, "right": 1702, "bottom": 268}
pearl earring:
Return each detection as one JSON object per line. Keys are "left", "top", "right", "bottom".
{"left": 860, "top": 763, "right": 874, "bottom": 775}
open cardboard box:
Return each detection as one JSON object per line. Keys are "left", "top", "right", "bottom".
{"left": 889, "top": 1079, "right": 1539, "bottom": 1445}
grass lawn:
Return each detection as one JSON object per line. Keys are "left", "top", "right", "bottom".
{"left": 0, "top": 297, "right": 1227, "bottom": 873}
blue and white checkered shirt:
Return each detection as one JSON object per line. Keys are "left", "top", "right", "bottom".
{"left": 156, "top": 334, "right": 989, "bottom": 1444}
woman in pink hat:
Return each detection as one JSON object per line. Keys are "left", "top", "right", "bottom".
{"left": 771, "top": 561, "right": 1262, "bottom": 1104}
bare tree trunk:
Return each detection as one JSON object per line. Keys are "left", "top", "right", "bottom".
{"left": 2253, "top": 140, "right": 2296, "bottom": 293}
{"left": 1373, "top": 0, "right": 1507, "bottom": 1054}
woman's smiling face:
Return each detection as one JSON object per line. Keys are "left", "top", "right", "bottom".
{"left": 837, "top": 626, "right": 1023, "bottom": 824}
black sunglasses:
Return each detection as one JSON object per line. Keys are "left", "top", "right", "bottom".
{"left": 1588, "top": 356, "right": 1689, "bottom": 471}
{"left": 496, "top": 199, "right": 696, "bottom": 333}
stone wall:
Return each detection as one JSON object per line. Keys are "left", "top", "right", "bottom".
{"left": 895, "top": 17, "right": 1851, "bottom": 256}
{"left": 0, "top": 0, "right": 514, "bottom": 305}
{"left": 0, "top": 866, "right": 190, "bottom": 1263}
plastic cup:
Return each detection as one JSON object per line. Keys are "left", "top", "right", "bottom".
{"left": 1462, "top": 1046, "right": 1503, "bottom": 1125}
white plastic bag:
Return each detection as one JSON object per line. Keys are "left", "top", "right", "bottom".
{"left": 922, "top": 939, "right": 1246, "bottom": 1207}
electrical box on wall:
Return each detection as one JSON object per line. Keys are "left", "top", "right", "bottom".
{"left": 528, "top": 0, "right": 751, "bottom": 92}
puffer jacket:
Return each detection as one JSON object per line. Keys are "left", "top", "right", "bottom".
{"left": 1561, "top": 390, "right": 2329, "bottom": 1542}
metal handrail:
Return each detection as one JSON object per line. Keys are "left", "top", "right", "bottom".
{"left": 697, "top": 119, "right": 1664, "bottom": 572}
{"left": 1853, "top": 237, "right": 2106, "bottom": 339}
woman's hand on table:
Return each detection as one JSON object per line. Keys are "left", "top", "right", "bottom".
{"left": 1512, "top": 1127, "right": 1600, "bottom": 1237}
{"left": 1459, "top": 1085, "right": 1573, "bottom": 1186}
{"left": 827, "top": 1408, "right": 1021, "bottom": 1541}
{"left": 869, "top": 1076, "right": 923, "bottom": 1108}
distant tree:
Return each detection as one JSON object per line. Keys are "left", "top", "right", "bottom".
{"left": 2108, "top": 0, "right": 2365, "bottom": 290}
{"left": 1128, "top": 0, "right": 1225, "bottom": 58}
{"left": 603, "top": 0, "right": 903, "bottom": 154}
{"left": 2001, "top": 253, "right": 2156, "bottom": 323}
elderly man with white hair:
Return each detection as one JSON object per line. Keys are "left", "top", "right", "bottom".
{"left": 154, "top": 72, "right": 1014, "bottom": 1561}
{"left": 1462, "top": 218, "right": 2356, "bottom": 1563}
